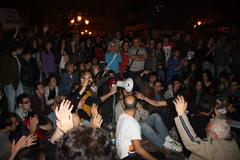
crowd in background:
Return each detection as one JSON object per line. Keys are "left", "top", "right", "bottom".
{"left": 0, "top": 25, "right": 240, "bottom": 160}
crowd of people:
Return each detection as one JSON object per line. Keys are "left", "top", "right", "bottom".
{"left": 0, "top": 25, "right": 240, "bottom": 160}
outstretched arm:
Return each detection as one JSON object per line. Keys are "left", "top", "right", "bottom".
{"left": 135, "top": 92, "right": 167, "bottom": 107}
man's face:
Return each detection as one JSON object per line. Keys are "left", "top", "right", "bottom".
{"left": 230, "top": 82, "right": 238, "bottom": 92}
{"left": 66, "top": 64, "right": 74, "bottom": 73}
{"left": 37, "top": 84, "right": 45, "bottom": 95}
{"left": 81, "top": 72, "right": 93, "bottom": 86}
{"left": 17, "top": 48, "right": 24, "bottom": 55}
{"left": 20, "top": 97, "right": 31, "bottom": 112}
{"left": 23, "top": 53, "right": 32, "bottom": 61}
{"left": 8, "top": 117, "right": 19, "bottom": 131}
{"left": 149, "top": 40, "right": 155, "bottom": 49}
{"left": 206, "top": 123, "right": 217, "bottom": 139}
{"left": 149, "top": 75, "right": 157, "bottom": 84}
{"left": 153, "top": 82, "right": 162, "bottom": 93}
{"left": 173, "top": 50, "right": 180, "bottom": 58}
{"left": 173, "top": 81, "right": 181, "bottom": 90}
{"left": 133, "top": 39, "right": 140, "bottom": 47}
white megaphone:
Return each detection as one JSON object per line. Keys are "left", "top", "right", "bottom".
{"left": 117, "top": 78, "right": 134, "bottom": 92}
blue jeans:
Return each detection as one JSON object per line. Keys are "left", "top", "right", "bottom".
{"left": 4, "top": 83, "right": 23, "bottom": 112}
{"left": 140, "top": 113, "right": 169, "bottom": 148}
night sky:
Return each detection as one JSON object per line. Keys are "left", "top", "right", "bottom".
{"left": 0, "top": 0, "right": 239, "bottom": 31}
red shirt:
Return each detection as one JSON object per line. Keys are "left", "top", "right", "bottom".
{"left": 119, "top": 51, "right": 129, "bottom": 79}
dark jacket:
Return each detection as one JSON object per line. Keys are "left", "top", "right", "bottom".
{"left": 20, "top": 57, "right": 40, "bottom": 87}
{"left": 0, "top": 53, "right": 20, "bottom": 89}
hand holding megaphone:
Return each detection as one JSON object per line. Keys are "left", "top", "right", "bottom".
{"left": 109, "top": 84, "right": 117, "bottom": 95}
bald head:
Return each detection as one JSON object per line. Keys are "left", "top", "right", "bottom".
{"left": 123, "top": 95, "right": 137, "bottom": 110}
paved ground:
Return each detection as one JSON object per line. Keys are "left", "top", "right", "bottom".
{"left": 142, "top": 139, "right": 186, "bottom": 160}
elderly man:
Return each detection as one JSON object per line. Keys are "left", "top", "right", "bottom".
{"left": 174, "top": 96, "right": 240, "bottom": 160}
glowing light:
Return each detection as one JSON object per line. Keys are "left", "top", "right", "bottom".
{"left": 194, "top": 25, "right": 197, "bottom": 28}
{"left": 70, "top": 19, "right": 75, "bottom": 24}
{"left": 85, "top": 19, "right": 89, "bottom": 25}
{"left": 81, "top": 31, "right": 84, "bottom": 35}
{"left": 85, "top": 29, "right": 88, "bottom": 33}
{"left": 89, "top": 32, "right": 92, "bottom": 35}
{"left": 197, "top": 21, "right": 202, "bottom": 26}
{"left": 77, "top": 16, "right": 82, "bottom": 21}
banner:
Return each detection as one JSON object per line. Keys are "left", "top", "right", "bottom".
{"left": 0, "top": 8, "right": 23, "bottom": 29}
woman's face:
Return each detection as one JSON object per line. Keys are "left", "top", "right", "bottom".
{"left": 109, "top": 44, "right": 117, "bottom": 53}
{"left": 202, "top": 73, "right": 208, "bottom": 82}
{"left": 49, "top": 77, "right": 57, "bottom": 87}
{"left": 46, "top": 42, "right": 52, "bottom": 50}
{"left": 123, "top": 42, "right": 129, "bottom": 52}
{"left": 33, "top": 40, "right": 38, "bottom": 48}
{"left": 156, "top": 42, "right": 162, "bottom": 49}
{"left": 195, "top": 81, "right": 202, "bottom": 92}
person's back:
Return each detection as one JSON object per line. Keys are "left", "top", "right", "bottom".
{"left": 116, "top": 112, "right": 141, "bottom": 158}
{"left": 188, "top": 138, "right": 240, "bottom": 160}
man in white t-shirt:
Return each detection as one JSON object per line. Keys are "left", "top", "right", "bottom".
{"left": 116, "top": 95, "right": 157, "bottom": 160}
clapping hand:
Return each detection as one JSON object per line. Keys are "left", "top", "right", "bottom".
{"left": 55, "top": 100, "right": 74, "bottom": 133}
{"left": 173, "top": 96, "right": 187, "bottom": 116}
{"left": 9, "top": 135, "right": 37, "bottom": 160}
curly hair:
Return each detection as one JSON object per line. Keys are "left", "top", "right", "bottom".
{"left": 55, "top": 126, "right": 117, "bottom": 160}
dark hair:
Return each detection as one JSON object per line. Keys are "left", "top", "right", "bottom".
{"left": 149, "top": 72, "right": 158, "bottom": 78}
{"left": 46, "top": 75, "right": 58, "bottom": 85}
{"left": 108, "top": 70, "right": 115, "bottom": 75}
{"left": 202, "top": 69, "right": 213, "bottom": 82}
{"left": 219, "top": 71, "right": 229, "bottom": 80}
{"left": 14, "top": 146, "right": 45, "bottom": 160}
{"left": 16, "top": 93, "right": 29, "bottom": 105}
{"left": 153, "top": 79, "right": 163, "bottom": 86}
{"left": 171, "top": 76, "right": 181, "bottom": 86}
{"left": 123, "top": 95, "right": 137, "bottom": 110}
{"left": 33, "top": 82, "right": 44, "bottom": 92}
{"left": 56, "top": 126, "right": 116, "bottom": 160}
{"left": 65, "top": 61, "right": 74, "bottom": 68}
{"left": 198, "top": 95, "right": 216, "bottom": 113}
{"left": 11, "top": 41, "right": 24, "bottom": 51}
{"left": 0, "top": 113, "right": 17, "bottom": 129}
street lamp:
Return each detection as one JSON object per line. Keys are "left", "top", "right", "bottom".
{"left": 69, "top": 12, "right": 91, "bottom": 35}
{"left": 85, "top": 19, "right": 89, "bottom": 25}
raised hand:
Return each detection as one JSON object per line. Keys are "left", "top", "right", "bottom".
{"left": 28, "top": 115, "right": 39, "bottom": 134}
{"left": 91, "top": 103, "right": 98, "bottom": 117}
{"left": 55, "top": 100, "right": 74, "bottom": 133}
{"left": 77, "top": 97, "right": 86, "bottom": 110}
{"left": 90, "top": 114, "right": 103, "bottom": 128}
{"left": 173, "top": 95, "right": 187, "bottom": 116}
